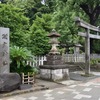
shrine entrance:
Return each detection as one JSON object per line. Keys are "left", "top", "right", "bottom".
{"left": 75, "top": 17, "right": 100, "bottom": 75}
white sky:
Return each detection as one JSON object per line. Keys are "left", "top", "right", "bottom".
{"left": 41, "top": 0, "right": 45, "bottom": 5}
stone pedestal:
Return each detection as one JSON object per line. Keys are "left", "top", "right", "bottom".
{"left": 39, "top": 55, "right": 69, "bottom": 81}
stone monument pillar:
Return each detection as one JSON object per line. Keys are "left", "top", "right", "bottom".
{"left": 0, "top": 27, "right": 10, "bottom": 73}
{"left": 0, "top": 28, "right": 22, "bottom": 92}
{"left": 39, "top": 29, "right": 69, "bottom": 81}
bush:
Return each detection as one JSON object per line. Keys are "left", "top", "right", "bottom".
{"left": 10, "top": 45, "right": 38, "bottom": 74}
{"left": 21, "top": 65, "right": 39, "bottom": 75}
{"left": 90, "top": 58, "right": 100, "bottom": 65}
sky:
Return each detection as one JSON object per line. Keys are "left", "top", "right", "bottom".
{"left": 41, "top": 0, "right": 45, "bottom": 5}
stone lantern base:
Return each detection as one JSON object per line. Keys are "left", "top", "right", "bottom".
{"left": 40, "top": 66, "right": 69, "bottom": 81}
{"left": 39, "top": 55, "right": 69, "bottom": 81}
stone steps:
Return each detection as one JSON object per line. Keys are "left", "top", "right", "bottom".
{"left": 65, "top": 62, "right": 85, "bottom": 72}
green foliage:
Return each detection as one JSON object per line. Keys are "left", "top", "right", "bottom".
{"left": 23, "top": 0, "right": 42, "bottom": 23}
{"left": 53, "top": 0, "right": 100, "bottom": 53}
{"left": 0, "top": 4, "right": 30, "bottom": 47}
{"left": 81, "top": 73, "right": 94, "bottom": 77}
{"left": 93, "top": 40, "right": 100, "bottom": 54}
{"left": 17, "top": 0, "right": 53, "bottom": 24}
{"left": 90, "top": 58, "right": 100, "bottom": 65}
{"left": 22, "top": 65, "right": 39, "bottom": 75}
{"left": 44, "top": 0, "right": 56, "bottom": 12}
{"left": 10, "top": 30, "right": 31, "bottom": 47}
{"left": 0, "top": 4, "right": 29, "bottom": 32}
{"left": 69, "top": 47, "right": 74, "bottom": 54}
{"left": 30, "top": 14, "right": 54, "bottom": 55}
{"left": 0, "top": 0, "right": 100, "bottom": 55}
{"left": 53, "top": 0, "right": 82, "bottom": 48}
{"left": 10, "top": 45, "right": 34, "bottom": 74}
{"left": 10, "top": 46, "right": 32, "bottom": 61}
{"left": 58, "top": 48, "right": 66, "bottom": 54}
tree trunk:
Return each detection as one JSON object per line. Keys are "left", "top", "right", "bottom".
{"left": 89, "top": 16, "right": 95, "bottom": 54}
{"left": 80, "top": 4, "right": 100, "bottom": 53}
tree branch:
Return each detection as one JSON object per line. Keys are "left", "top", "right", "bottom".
{"left": 80, "top": 4, "right": 91, "bottom": 16}
{"left": 94, "top": 6, "right": 100, "bottom": 22}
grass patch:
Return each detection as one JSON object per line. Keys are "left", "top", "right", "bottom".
{"left": 81, "top": 73, "right": 94, "bottom": 77}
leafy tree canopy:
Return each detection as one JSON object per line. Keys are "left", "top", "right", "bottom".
{"left": 70, "top": 0, "right": 100, "bottom": 53}
{"left": 7, "top": 0, "right": 55, "bottom": 24}
{"left": 0, "top": 4, "right": 30, "bottom": 47}
{"left": 30, "top": 14, "right": 54, "bottom": 55}
{"left": 53, "top": 0, "right": 84, "bottom": 49}
{"left": 0, "top": 0, "right": 100, "bottom": 54}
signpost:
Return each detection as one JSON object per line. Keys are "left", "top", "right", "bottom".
{"left": 75, "top": 17, "right": 100, "bottom": 75}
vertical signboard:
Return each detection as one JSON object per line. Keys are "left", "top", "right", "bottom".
{"left": 0, "top": 27, "right": 9, "bottom": 73}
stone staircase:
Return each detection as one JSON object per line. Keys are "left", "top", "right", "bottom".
{"left": 65, "top": 62, "right": 86, "bottom": 72}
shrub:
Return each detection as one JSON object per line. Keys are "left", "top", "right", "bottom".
{"left": 10, "top": 45, "right": 38, "bottom": 74}
{"left": 90, "top": 58, "right": 100, "bottom": 65}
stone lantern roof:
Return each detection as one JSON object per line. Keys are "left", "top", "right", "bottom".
{"left": 48, "top": 29, "right": 61, "bottom": 37}
{"left": 74, "top": 43, "right": 82, "bottom": 47}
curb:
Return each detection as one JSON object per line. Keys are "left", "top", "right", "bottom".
{"left": 55, "top": 80, "right": 81, "bottom": 86}
{"left": 0, "top": 86, "right": 49, "bottom": 98}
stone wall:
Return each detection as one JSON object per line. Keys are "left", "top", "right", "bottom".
{"left": 40, "top": 68, "right": 69, "bottom": 81}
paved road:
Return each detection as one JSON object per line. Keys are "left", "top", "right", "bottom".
{"left": 1, "top": 77, "right": 100, "bottom": 100}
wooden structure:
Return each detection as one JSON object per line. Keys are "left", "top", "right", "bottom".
{"left": 26, "top": 56, "right": 46, "bottom": 67}
{"left": 62, "top": 54, "right": 85, "bottom": 63}
{"left": 26, "top": 54, "right": 100, "bottom": 67}
{"left": 75, "top": 17, "right": 100, "bottom": 75}
{"left": 22, "top": 72, "right": 35, "bottom": 84}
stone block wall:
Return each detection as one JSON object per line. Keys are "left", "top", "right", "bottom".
{"left": 40, "top": 68, "right": 69, "bottom": 81}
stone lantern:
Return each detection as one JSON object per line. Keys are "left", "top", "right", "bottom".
{"left": 74, "top": 43, "right": 82, "bottom": 54}
{"left": 48, "top": 29, "right": 60, "bottom": 54}
{"left": 39, "top": 29, "right": 69, "bottom": 81}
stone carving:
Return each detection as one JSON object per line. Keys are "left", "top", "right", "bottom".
{"left": 47, "top": 29, "right": 60, "bottom": 54}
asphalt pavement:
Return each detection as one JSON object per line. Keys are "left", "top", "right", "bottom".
{"left": 0, "top": 71, "right": 100, "bottom": 100}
